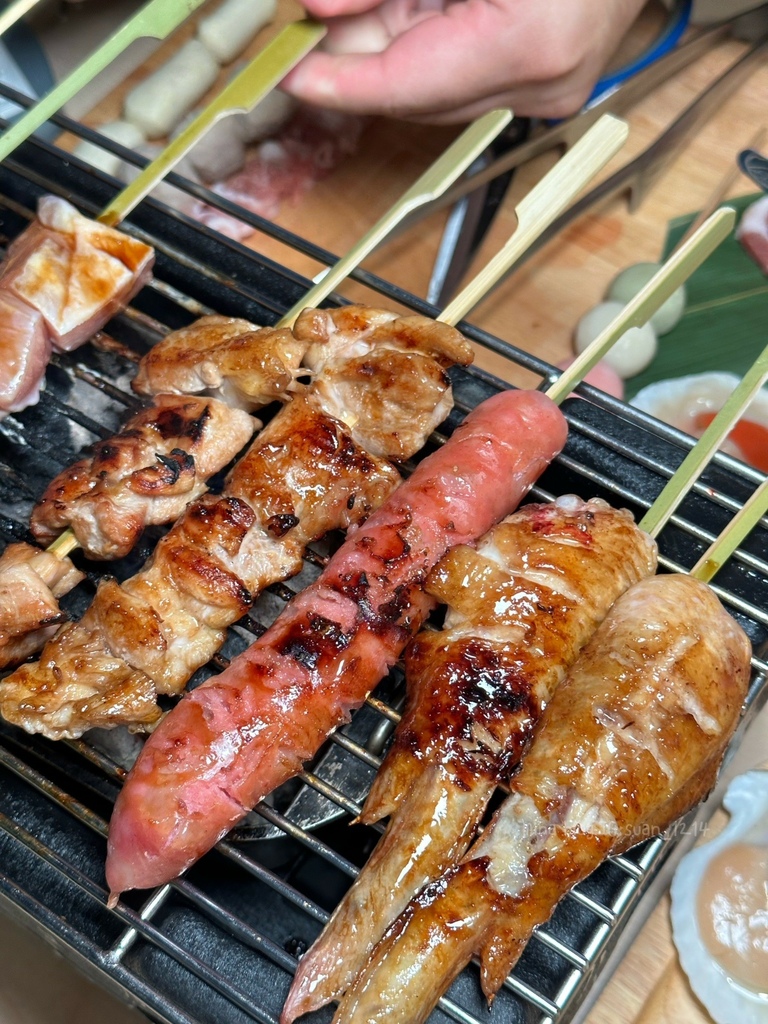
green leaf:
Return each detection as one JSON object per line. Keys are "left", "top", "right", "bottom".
{"left": 624, "top": 193, "right": 768, "bottom": 400}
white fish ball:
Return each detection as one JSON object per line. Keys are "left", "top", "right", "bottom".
{"left": 607, "top": 262, "right": 686, "bottom": 335}
{"left": 574, "top": 301, "right": 658, "bottom": 379}
{"left": 124, "top": 39, "right": 220, "bottom": 139}
{"left": 234, "top": 89, "right": 297, "bottom": 143}
{"left": 172, "top": 111, "right": 246, "bottom": 183}
{"left": 198, "top": 0, "right": 277, "bottom": 65}
{"left": 72, "top": 120, "right": 146, "bottom": 178}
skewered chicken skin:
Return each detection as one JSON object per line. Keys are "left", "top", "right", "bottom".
{"left": 331, "top": 573, "right": 751, "bottom": 1024}
{"left": 282, "top": 494, "right": 658, "bottom": 1021}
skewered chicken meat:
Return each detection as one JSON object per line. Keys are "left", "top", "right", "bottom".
{"left": 282, "top": 494, "right": 658, "bottom": 1022}
{"left": 295, "top": 306, "right": 474, "bottom": 461}
{"left": 105, "top": 387, "right": 569, "bottom": 897}
{"left": 0, "top": 306, "right": 472, "bottom": 741}
{"left": 0, "top": 196, "right": 154, "bottom": 417}
{"left": 0, "top": 542, "right": 84, "bottom": 670}
{"left": 331, "top": 573, "right": 751, "bottom": 1024}
{"left": 30, "top": 395, "right": 256, "bottom": 560}
{"left": 132, "top": 315, "right": 306, "bottom": 409}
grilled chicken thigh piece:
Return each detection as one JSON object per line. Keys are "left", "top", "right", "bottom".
{"left": 0, "top": 542, "right": 84, "bottom": 669}
{"left": 132, "top": 315, "right": 307, "bottom": 409}
{"left": 0, "top": 307, "right": 472, "bottom": 740}
{"left": 294, "top": 305, "right": 474, "bottom": 461}
{"left": 333, "top": 574, "right": 751, "bottom": 1024}
{"left": 282, "top": 495, "right": 658, "bottom": 1022}
{"left": 30, "top": 395, "right": 255, "bottom": 560}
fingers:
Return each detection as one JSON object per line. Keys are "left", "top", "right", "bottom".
{"left": 283, "top": 0, "right": 531, "bottom": 119}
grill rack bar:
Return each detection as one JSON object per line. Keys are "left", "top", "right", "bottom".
{"left": 0, "top": 98, "right": 766, "bottom": 1024}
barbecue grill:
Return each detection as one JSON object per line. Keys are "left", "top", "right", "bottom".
{"left": 0, "top": 84, "right": 767, "bottom": 1024}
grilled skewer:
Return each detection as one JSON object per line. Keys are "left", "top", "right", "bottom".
{"left": 0, "top": 307, "right": 472, "bottom": 737}
{"left": 0, "top": 17, "right": 326, "bottom": 420}
{"left": 281, "top": 334, "right": 768, "bottom": 1021}
{"left": 0, "top": 108, "right": 517, "bottom": 669}
{"left": 103, "top": 206, "right": 734, "bottom": 898}
{"left": 328, "top": 555, "right": 752, "bottom": 1024}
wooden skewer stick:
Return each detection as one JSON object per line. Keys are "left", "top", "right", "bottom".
{"left": 0, "top": 0, "right": 41, "bottom": 37}
{"left": 99, "top": 19, "right": 327, "bottom": 227}
{"left": 639, "top": 333, "right": 768, "bottom": 538}
{"left": 278, "top": 108, "right": 515, "bottom": 329}
{"left": 0, "top": 0, "right": 208, "bottom": 162}
{"left": 547, "top": 207, "right": 735, "bottom": 406}
{"left": 438, "top": 113, "right": 629, "bottom": 327}
{"left": 691, "top": 477, "right": 768, "bottom": 584}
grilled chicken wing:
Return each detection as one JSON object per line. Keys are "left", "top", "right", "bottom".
{"left": 281, "top": 495, "right": 658, "bottom": 1022}
{"left": 132, "top": 315, "right": 307, "bottom": 409}
{"left": 0, "top": 196, "right": 154, "bottom": 417}
{"left": 0, "top": 542, "right": 84, "bottom": 669}
{"left": 30, "top": 395, "right": 255, "bottom": 560}
{"left": 105, "top": 388, "right": 569, "bottom": 897}
{"left": 332, "top": 574, "right": 751, "bottom": 1024}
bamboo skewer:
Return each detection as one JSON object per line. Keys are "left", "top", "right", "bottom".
{"left": 639, "top": 332, "right": 768, "bottom": 538}
{"left": 691, "top": 477, "right": 768, "bottom": 584}
{"left": 278, "top": 108, "right": 514, "bottom": 328}
{"left": 0, "top": 0, "right": 209, "bottom": 162}
{"left": 0, "top": 0, "right": 41, "bottom": 37}
{"left": 44, "top": 112, "right": 627, "bottom": 563}
{"left": 98, "top": 19, "right": 327, "bottom": 227}
{"left": 438, "top": 114, "right": 629, "bottom": 326}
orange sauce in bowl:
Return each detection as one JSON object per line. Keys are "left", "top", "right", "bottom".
{"left": 694, "top": 413, "right": 768, "bottom": 473}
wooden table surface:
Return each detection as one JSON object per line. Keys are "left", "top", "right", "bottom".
{"left": 8, "top": 2, "right": 768, "bottom": 1022}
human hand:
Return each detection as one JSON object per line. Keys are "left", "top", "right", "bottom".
{"left": 281, "top": 0, "right": 647, "bottom": 123}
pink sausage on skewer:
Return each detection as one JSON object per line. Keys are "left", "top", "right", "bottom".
{"left": 105, "top": 388, "right": 568, "bottom": 899}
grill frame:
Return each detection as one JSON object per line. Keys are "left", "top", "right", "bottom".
{"left": 0, "top": 104, "right": 767, "bottom": 1024}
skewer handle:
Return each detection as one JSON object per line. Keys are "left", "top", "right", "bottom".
{"left": 691, "top": 479, "right": 768, "bottom": 583}
{"left": 100, "top": 19, "right": 327, "bottom": 228}
{"left": 639, "top": 333, "right": 768, "bottom": 538}
{"left": 437, "top": 113, "right": 629, "bottom": 327}
{"left": 0, "top": 0, "right": 208, "bottom": 163}
{"left": 547, "top": 206, "right": 736, "bottom": 406}
{"left": 278, "top": 108, "right": 514, "bottom": 329}
{"left": 0, "top": 0, "right": 40, "bottom": 36}
{"left": 46, "top": 529, "right": 79, "bottom": 561}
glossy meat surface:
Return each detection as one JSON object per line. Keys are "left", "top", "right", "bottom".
{"left": 0, "top": 542, "right": 84, "bottom": 669}
{"left": 334, "top": 574, "right": 751, "bottom": 1024}
{"left": 282, "top": 495, "right": 658, "bottom": 1021}
{"left": 1, "top": 303, "right": 475, "bottom": 736}
{"left": 6, "top": 196, "right": 154, "bottom": 352}
{"left": 1, "top": 393, "right": 400, "bottom": 738}
{"left": 0, "top": 196, "right": 154, "bottom": 416}
{"left": 294, "top": 306, "right": 473, "bottom": 460}
{"left": 132, "top": 315, "right": 307, "bottom": 410}
{"left": 30, "top": 395, "right": 255, "bottom": 559}
{"left": 0, "top": 292, "right": 50, "bottom": 418}
{"left": 105, "top": 389, "right": 568, "bottom": 897}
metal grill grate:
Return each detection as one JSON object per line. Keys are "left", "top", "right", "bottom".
{"left": 0, "top": 97, "right": 767, "bottom": 1024}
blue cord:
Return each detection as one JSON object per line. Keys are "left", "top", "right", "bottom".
{"left": 586, "top": 0, "right": 693, "bottom": 107}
